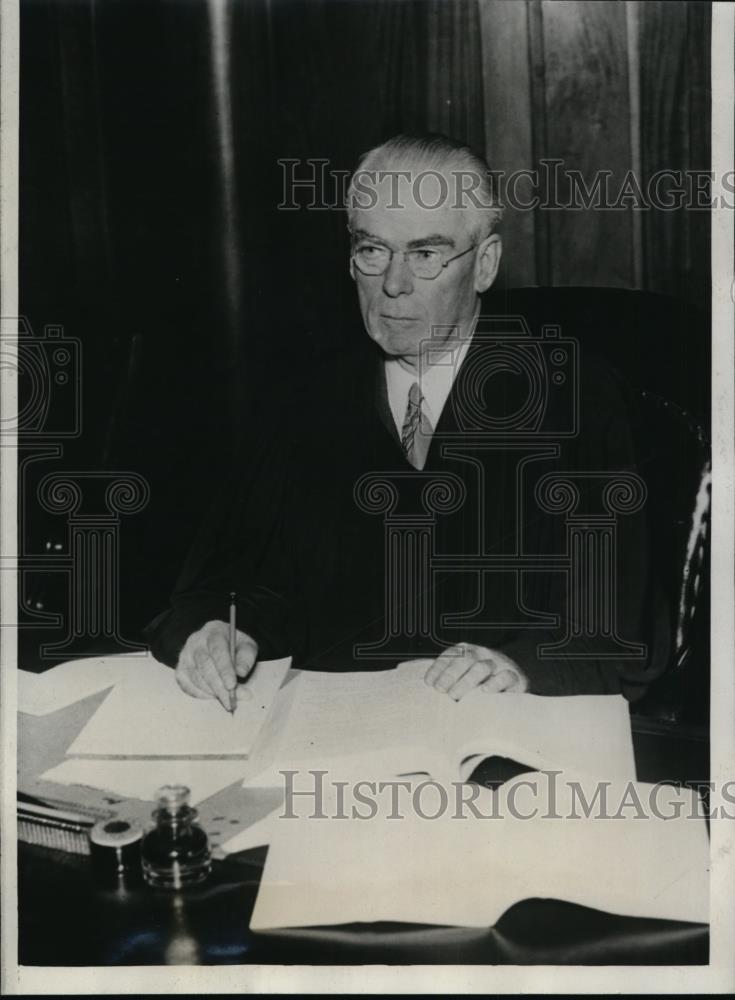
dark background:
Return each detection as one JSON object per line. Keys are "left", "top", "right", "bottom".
{"left": 18, "top": 0, "right": 711, "bottom": 703}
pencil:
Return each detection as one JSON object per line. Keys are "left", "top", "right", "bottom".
{"left": 228, "top": 591, "right": 237, "bottom": 715}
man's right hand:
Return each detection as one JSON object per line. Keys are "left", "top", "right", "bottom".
{"left": 175, "top": 620, "right": 259, "bottom": 710}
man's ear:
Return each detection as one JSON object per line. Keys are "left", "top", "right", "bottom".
{"left": 474, "top": 234, "right": 502, "bottom": 293}
{"left": 349, "top": 256, "right": 356, "bottom": 282}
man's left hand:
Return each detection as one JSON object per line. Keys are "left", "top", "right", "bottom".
{"left": 401, "top": 643, "right": 528, "bottom": 700}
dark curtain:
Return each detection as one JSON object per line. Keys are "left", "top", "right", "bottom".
{"left": 227, "top": 0, "right": 486, "bottom": 373}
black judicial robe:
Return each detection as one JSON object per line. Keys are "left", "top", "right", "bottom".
{"left": 146, "top": 326, "right": 662, "bottom": 697}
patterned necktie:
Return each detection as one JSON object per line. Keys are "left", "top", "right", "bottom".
{"left": 400, "top": 381, "right": 434, "bottom": 470}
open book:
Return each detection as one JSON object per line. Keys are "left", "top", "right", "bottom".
{"left": 250, "top": 771, "right": 709, "bottom": 930}
{"left": 242, "top": 661, "right": 637, "bottom": 787}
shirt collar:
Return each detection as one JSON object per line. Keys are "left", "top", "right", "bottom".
{"left": 384, "top": 307, "right": 478, "bottom": 431}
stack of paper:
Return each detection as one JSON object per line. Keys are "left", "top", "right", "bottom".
{"left": 25, "top": 654, "right": 290, "bottom": 807}
{"left": 238, "top": 662, "right": 638, "bottom": 786}
{"left": 217, "top": 663, "right": 640, "bottom": 855}
{"left": 41, "top": 758, "right": 251, "bottom": 807}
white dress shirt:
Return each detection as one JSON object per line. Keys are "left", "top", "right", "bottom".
{"left": 385, "top": 332, "right": 473, "bottom": 439}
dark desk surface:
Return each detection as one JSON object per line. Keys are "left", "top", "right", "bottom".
{"left": 18, "top": 714, "right": 709, "bottom": 967}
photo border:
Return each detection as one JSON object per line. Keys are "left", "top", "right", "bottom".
{"left": 1, "top": 0, "right": 733, "bottom": 993}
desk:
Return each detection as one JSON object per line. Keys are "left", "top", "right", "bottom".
{"left": 17, "top": 706, "right": 709, "bottom": 966}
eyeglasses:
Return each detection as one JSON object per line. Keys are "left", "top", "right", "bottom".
{"left": 349, "top": 231, "right": 481, "bottom": 280}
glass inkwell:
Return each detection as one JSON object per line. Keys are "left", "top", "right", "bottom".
{"left": 142, "top": 784, "right": 211, "bottom": 889}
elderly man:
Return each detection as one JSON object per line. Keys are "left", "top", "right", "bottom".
{"left": 147, "top": 133, "right": 651, "bottom": 709}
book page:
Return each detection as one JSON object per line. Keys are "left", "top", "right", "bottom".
{"left": 66, "top": 658, "right": 290, "bottom": 758}
{"left": 263, "top": 662, "right": 449, "bottom": 777}
{"left": 250, "top": 773, "right": 709, "bottom": 931}
{"left": 450, "top": 691, "right": 636, "bottom": 781}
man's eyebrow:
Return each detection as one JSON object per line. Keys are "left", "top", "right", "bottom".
{"left": 351, "top": 229, "right": 456, "bottom": 250}
{"left": 406, "top": 234, "right": 456, "bottom": 250}
{"left": 351, "top": 229, "right": 389, "bottom": 245}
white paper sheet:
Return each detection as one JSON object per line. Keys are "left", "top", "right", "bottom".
{"left": 40, "top": 757, "right": 250, "bottom": 806}
{"left": 219, "top": 802, "right": 282, "bottom": 853}
{"left": 18, "top": 653, "right": 157, "bottom": 716}
{"left": 250, "top": 773, "right": 709, "bottom": 930}
{"left": 66, "top": 657, "right": 290, "bottom": 758}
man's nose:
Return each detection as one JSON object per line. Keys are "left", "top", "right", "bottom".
{"left": 382, "top": 251, "right": 414, "bottom": 297}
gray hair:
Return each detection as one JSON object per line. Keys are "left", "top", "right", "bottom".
{"left": 346, "top": 133, "right": 502, "bottom": 240}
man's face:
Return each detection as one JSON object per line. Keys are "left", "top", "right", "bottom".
{"left": 350, "top": 172, "right": 500, "bottom": 365}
